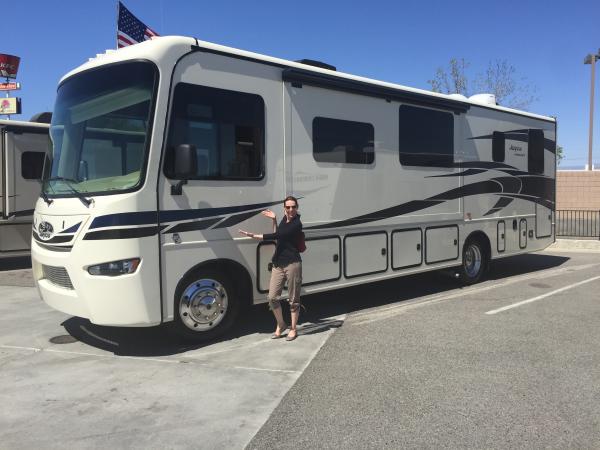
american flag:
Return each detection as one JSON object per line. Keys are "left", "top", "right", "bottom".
{"left": 117, "top": 1, "right": 159, "bottom": 48}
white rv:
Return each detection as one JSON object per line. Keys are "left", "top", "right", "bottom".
{"left": 32, "top": 37, "right": 556, "bottom": 341}
{"left": 1, "top": 120, "right": 49, "bottom": 258}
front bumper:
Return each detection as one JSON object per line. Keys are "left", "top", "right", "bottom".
{"left": 32, "top": 240, "right": 161, "bottom": 327}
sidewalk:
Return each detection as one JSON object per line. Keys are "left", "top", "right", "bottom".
{"left": 0, "top": 268, "right": 34, "bottom": 287}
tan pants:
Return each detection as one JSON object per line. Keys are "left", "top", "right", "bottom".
{"left": 267, "top": 262, "right": 302, "bottom": 312}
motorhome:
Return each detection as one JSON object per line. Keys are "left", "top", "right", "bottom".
{"left": 32, "top": 37, "right": 556, "bottom": 341}
{"left": 1, "top": 119, "right": 49, "bottom": 258}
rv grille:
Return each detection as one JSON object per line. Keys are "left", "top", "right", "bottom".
{"left": 42, "top": 265, "right": 74, "bottom": 290}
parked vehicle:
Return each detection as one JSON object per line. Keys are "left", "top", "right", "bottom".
{"left": 1, "top": 119, "right": 49, "bottom": 258}
{"left": 32, "top": 37, "right": 556, "bottom": 340}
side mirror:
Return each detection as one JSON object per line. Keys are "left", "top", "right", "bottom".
{"left": 171, "top": 144, "right": 197, "bottom": 195}
{"left": 173, "top": 144, "right": 198, "bottom": 179}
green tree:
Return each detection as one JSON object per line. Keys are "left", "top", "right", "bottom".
{"left": 556, "top": 145, "right": 563, "bottom": 166}
{"left": 428, "top": 59, "right": 538, "bottom": 111}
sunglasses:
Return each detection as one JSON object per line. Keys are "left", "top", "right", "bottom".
{"left": 284, "top": 205, "right": 297, "bottom": 210}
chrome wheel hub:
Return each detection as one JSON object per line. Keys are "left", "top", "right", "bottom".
{"left": 179, "top": 279, "right": 228, "bottom": 331}
{"left": 464, "top": 244, "right": 482, "bottom": 278}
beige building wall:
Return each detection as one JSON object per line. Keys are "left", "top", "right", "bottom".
{"left": 556, "top": 171, "right": 600, "bottom": 210}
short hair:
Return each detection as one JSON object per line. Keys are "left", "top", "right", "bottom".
{"left": 284, "top": 195, "right": 298, "bottom": 207}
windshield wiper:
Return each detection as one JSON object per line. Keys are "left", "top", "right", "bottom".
{"left": 40, "top": 189, "right": 53, "bottom": 206}
{"left": 45, "top": 176, "right": 93, "bottom": 207}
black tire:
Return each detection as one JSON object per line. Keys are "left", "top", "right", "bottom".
{"left": 458, "top": 238, "right": 488, "bottom": 285}
{"left": 171, "top": 268, "right": 241, "bottom": 342}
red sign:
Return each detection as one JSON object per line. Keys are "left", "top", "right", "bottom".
{"left": 0, "top": 54, "right": 20, "bottom": 79}
{"left": 0, "top": 82, "right": 20, "bottom": 91}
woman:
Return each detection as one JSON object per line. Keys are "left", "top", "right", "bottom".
{"left": 239, "top": 196, "right": 303, "bottom": 341}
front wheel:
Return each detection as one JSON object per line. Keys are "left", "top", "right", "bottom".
{"left": 171, "top": 268, "right": 241, "bottom": 342}
{"left": 458, "top": 238, "right": 487, "bottom": 285}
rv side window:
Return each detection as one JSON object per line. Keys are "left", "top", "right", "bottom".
{"left": 528, "top": 129, "right": 544, "bottom": 174}
{"left": 492, "top": 131, "right": 505, "bottom": 162}
{"left": 21, "top": 151, "right": 45, "bottom": 180}
{"left": 165, "top": 83, "right": 265, "bottom": 180}
{"left": 398, "top": 105, "right": 454, "bottom": 167}
{"left": 312, "top": 117, "right": 374, "bottom": 164}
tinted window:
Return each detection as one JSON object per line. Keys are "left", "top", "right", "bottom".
{"left": 492, "top": 131, "right": 505, "bottom": 162}
{"left": 528, "top": 129, "right": 544, "bottom": 174}
{"left": 166, "top": 84, "right": 264, "bottom": 180}
{"left": 21, "top": 151, "right": 45, "bottom": 180}
{"left": 313, "top": 117, "right": 374, "bottom": 164}
{"left": 399, "top": 105, "right": 454, "bottom": 167}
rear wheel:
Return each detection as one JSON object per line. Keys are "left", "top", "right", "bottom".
{"left": 458, "top": 238, "right": 487, "bottom": 285}
{"left": 171, "top": 268, "right": 241, "bottom": 342}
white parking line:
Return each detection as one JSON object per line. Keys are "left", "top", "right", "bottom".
{"left": 231, "top": 365, "right": 299, "bottom": 374}
{"left": 0, "top": 344, "right": 42, "bottom": 352}
{"left": 0, "top": 345, "right": 182, "bottom": 363}
{"left": 0, "top": 344, "right": 305, "bottom": 373}
{"left": 485, "top": 275, "right": 600, "bottom": 315}
{"left": 43, "top": 348, "right": 182, "bottom": 363}
{"left": 350, "top": 263, "right": 600, "bottom": 326}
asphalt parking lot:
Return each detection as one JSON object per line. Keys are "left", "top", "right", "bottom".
{"left": 1, "top": 243, "right": 600, "bottom": 449}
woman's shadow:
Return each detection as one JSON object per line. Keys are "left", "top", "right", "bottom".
{"left": 61, "top": 301, "right": 345, "bottom": 357}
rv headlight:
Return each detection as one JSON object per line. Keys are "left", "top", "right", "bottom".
{"left": 88, "top": 258, "right": 141, "bottom": 276}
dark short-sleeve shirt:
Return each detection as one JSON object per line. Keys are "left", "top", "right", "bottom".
{"left": 263, "top": 214, "right": 302, "bottom": 267}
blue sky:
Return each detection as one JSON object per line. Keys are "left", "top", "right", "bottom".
{"left": 4, "top": 0, "right": 600, "bottom": 167}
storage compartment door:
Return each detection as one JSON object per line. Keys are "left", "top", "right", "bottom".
{"left": 344, "top": 232, "right": 388, "bottom": 278}
{"left": 391, "top": 229, "right": 422, "bottom": 270}
{"left": 425, "top": 226, "right": 459, "bottom": 263}
{"left": 302, "top": 237, "right": 341, "bottom": 285}
{"left": 536, "top": 204, "right": 552, "bottom": 238}
{"left": 258, "top": 237, "right": 341, "bottom": 292}
{"left": 519, "top": 219, "right": 528, "bottom": 249}
{"left": 497, "top": 221, "right": 506, "bottom": 252}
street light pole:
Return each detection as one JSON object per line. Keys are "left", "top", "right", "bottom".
{"left": 584, "top": 51, "right": 600, "bottom": 170}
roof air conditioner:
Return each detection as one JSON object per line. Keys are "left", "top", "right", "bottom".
{"left": 469, "top": 93, "right": 497, "bottom": 105}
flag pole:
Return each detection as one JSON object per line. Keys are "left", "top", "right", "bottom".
{"left": 116, "top": 1, "right": 120, "bottom": 49}
{"left": 160, "top": 0, "right": 164, "bottom": 35}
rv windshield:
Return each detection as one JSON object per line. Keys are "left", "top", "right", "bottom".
{"left": 44, "top": 61, "right": 157, "bottom": 196}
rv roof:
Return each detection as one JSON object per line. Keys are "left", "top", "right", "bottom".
{"left": 0, "top": 119, "right": 49, "bottom": 130}
{"left": 65, "top": 36, "right": 555, "bottom": 123}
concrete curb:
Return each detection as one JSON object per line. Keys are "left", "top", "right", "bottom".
{"left": 547, "top": 238, "right": 600, "bottom": 252}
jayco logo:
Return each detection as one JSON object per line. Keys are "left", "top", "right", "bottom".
{"left": 509, "top": 144, "right": 525, "bottom": 156}
{"left": 38, "top": 221, "right": 54, "bottom": 240}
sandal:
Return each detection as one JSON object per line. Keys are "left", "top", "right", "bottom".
{"left": 271, "top": 323, "right": 289, "bottom": 339}
{"left": 285, "top": 329, "right": 298, "bottom": 341}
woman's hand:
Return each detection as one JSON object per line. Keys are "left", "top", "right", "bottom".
{"left": 238, "top": 229, "right": 253, "bottom": 238}
{"left": 261, "top": 209, "right": 276, "bottom": 220}
{"left": 239, "top": 229, "right": 263, "bottom": 240}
